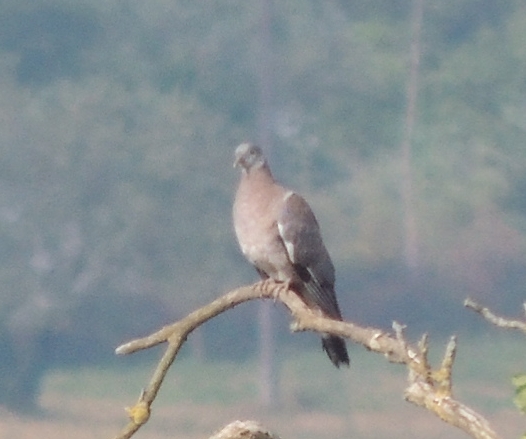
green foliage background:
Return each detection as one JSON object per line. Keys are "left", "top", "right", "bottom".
{"left": 0, "top": 0, "right": 525, "bottom": 411}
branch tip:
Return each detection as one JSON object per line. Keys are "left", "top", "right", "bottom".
{"left": 464, "top": 297, "right": 526, "bottom": 334}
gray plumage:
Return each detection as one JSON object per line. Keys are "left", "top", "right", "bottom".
{"left": 233, "top": 142, "right": 349, "bottom": 367}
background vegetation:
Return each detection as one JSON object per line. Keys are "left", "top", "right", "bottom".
{"left": 0, "top": 0, "right": 525, "bottom": 415}
{"left": 1, "top": 333, "right": 521, "bottom": 439}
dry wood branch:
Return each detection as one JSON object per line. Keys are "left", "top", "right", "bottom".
{"left": 464, "top": 297, "right": 526, "bottom": 334}
{"left": 209, "top": 420, "right": 280, "bottom": 439}
{"left": 112, "top": 284, "right": 271, "bottom": 439}
{"left": 405, "top": 380, "right": 499, "bottom": 439}
{"left": 112, "top": 281, "right": 501, "bottom": 439}
{"left": 403, "top": 336, "right": 500, "bottom": 439}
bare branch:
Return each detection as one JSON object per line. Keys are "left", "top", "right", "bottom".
{"left": 112, "top": 284, "right": 269, "bottom": 439}
{"left": 116, "top": 284, "right": 264, "bottom": 355}
{"left": 209, "top": 420, "right": 280, "bottom": 439}
{"left": 403, "top": 335, "right": 499, "bottom": 439}
{"left": 464, "top": 298, "right": 526, "bottom": 334}
{"left": 112, "top": 282, "right": 502, "bottom": 439}
{"left": 405, "top": 380, "right": 499, "bottom": 439}
{"left": 402, "top": 334, "right": 499, "bottom": 439}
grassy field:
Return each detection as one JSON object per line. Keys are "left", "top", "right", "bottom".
{"left": 1, "top": 331, "right": 524, "bottom": 439}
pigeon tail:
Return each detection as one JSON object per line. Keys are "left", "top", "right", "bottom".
{"left": 322, "top": 335, "right": 350, "bottom": 368}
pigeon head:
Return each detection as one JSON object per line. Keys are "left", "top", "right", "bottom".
{"left": 233, "top": 143, "right": 267, "bottom": 172}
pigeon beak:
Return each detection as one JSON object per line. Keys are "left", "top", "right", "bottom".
{"left": 233, "top": 154, "right": 242, "bottom": 169}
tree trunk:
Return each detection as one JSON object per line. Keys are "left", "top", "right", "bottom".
{"left": 401, "top": 0, "right": 424, "bottom": 273}
{"left": 256, "top": 0, "right": 279, "bottom": 408}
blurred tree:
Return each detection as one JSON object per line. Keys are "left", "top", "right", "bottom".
{"left": 0, "top": 0, "right": 525, "bottom": 412}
